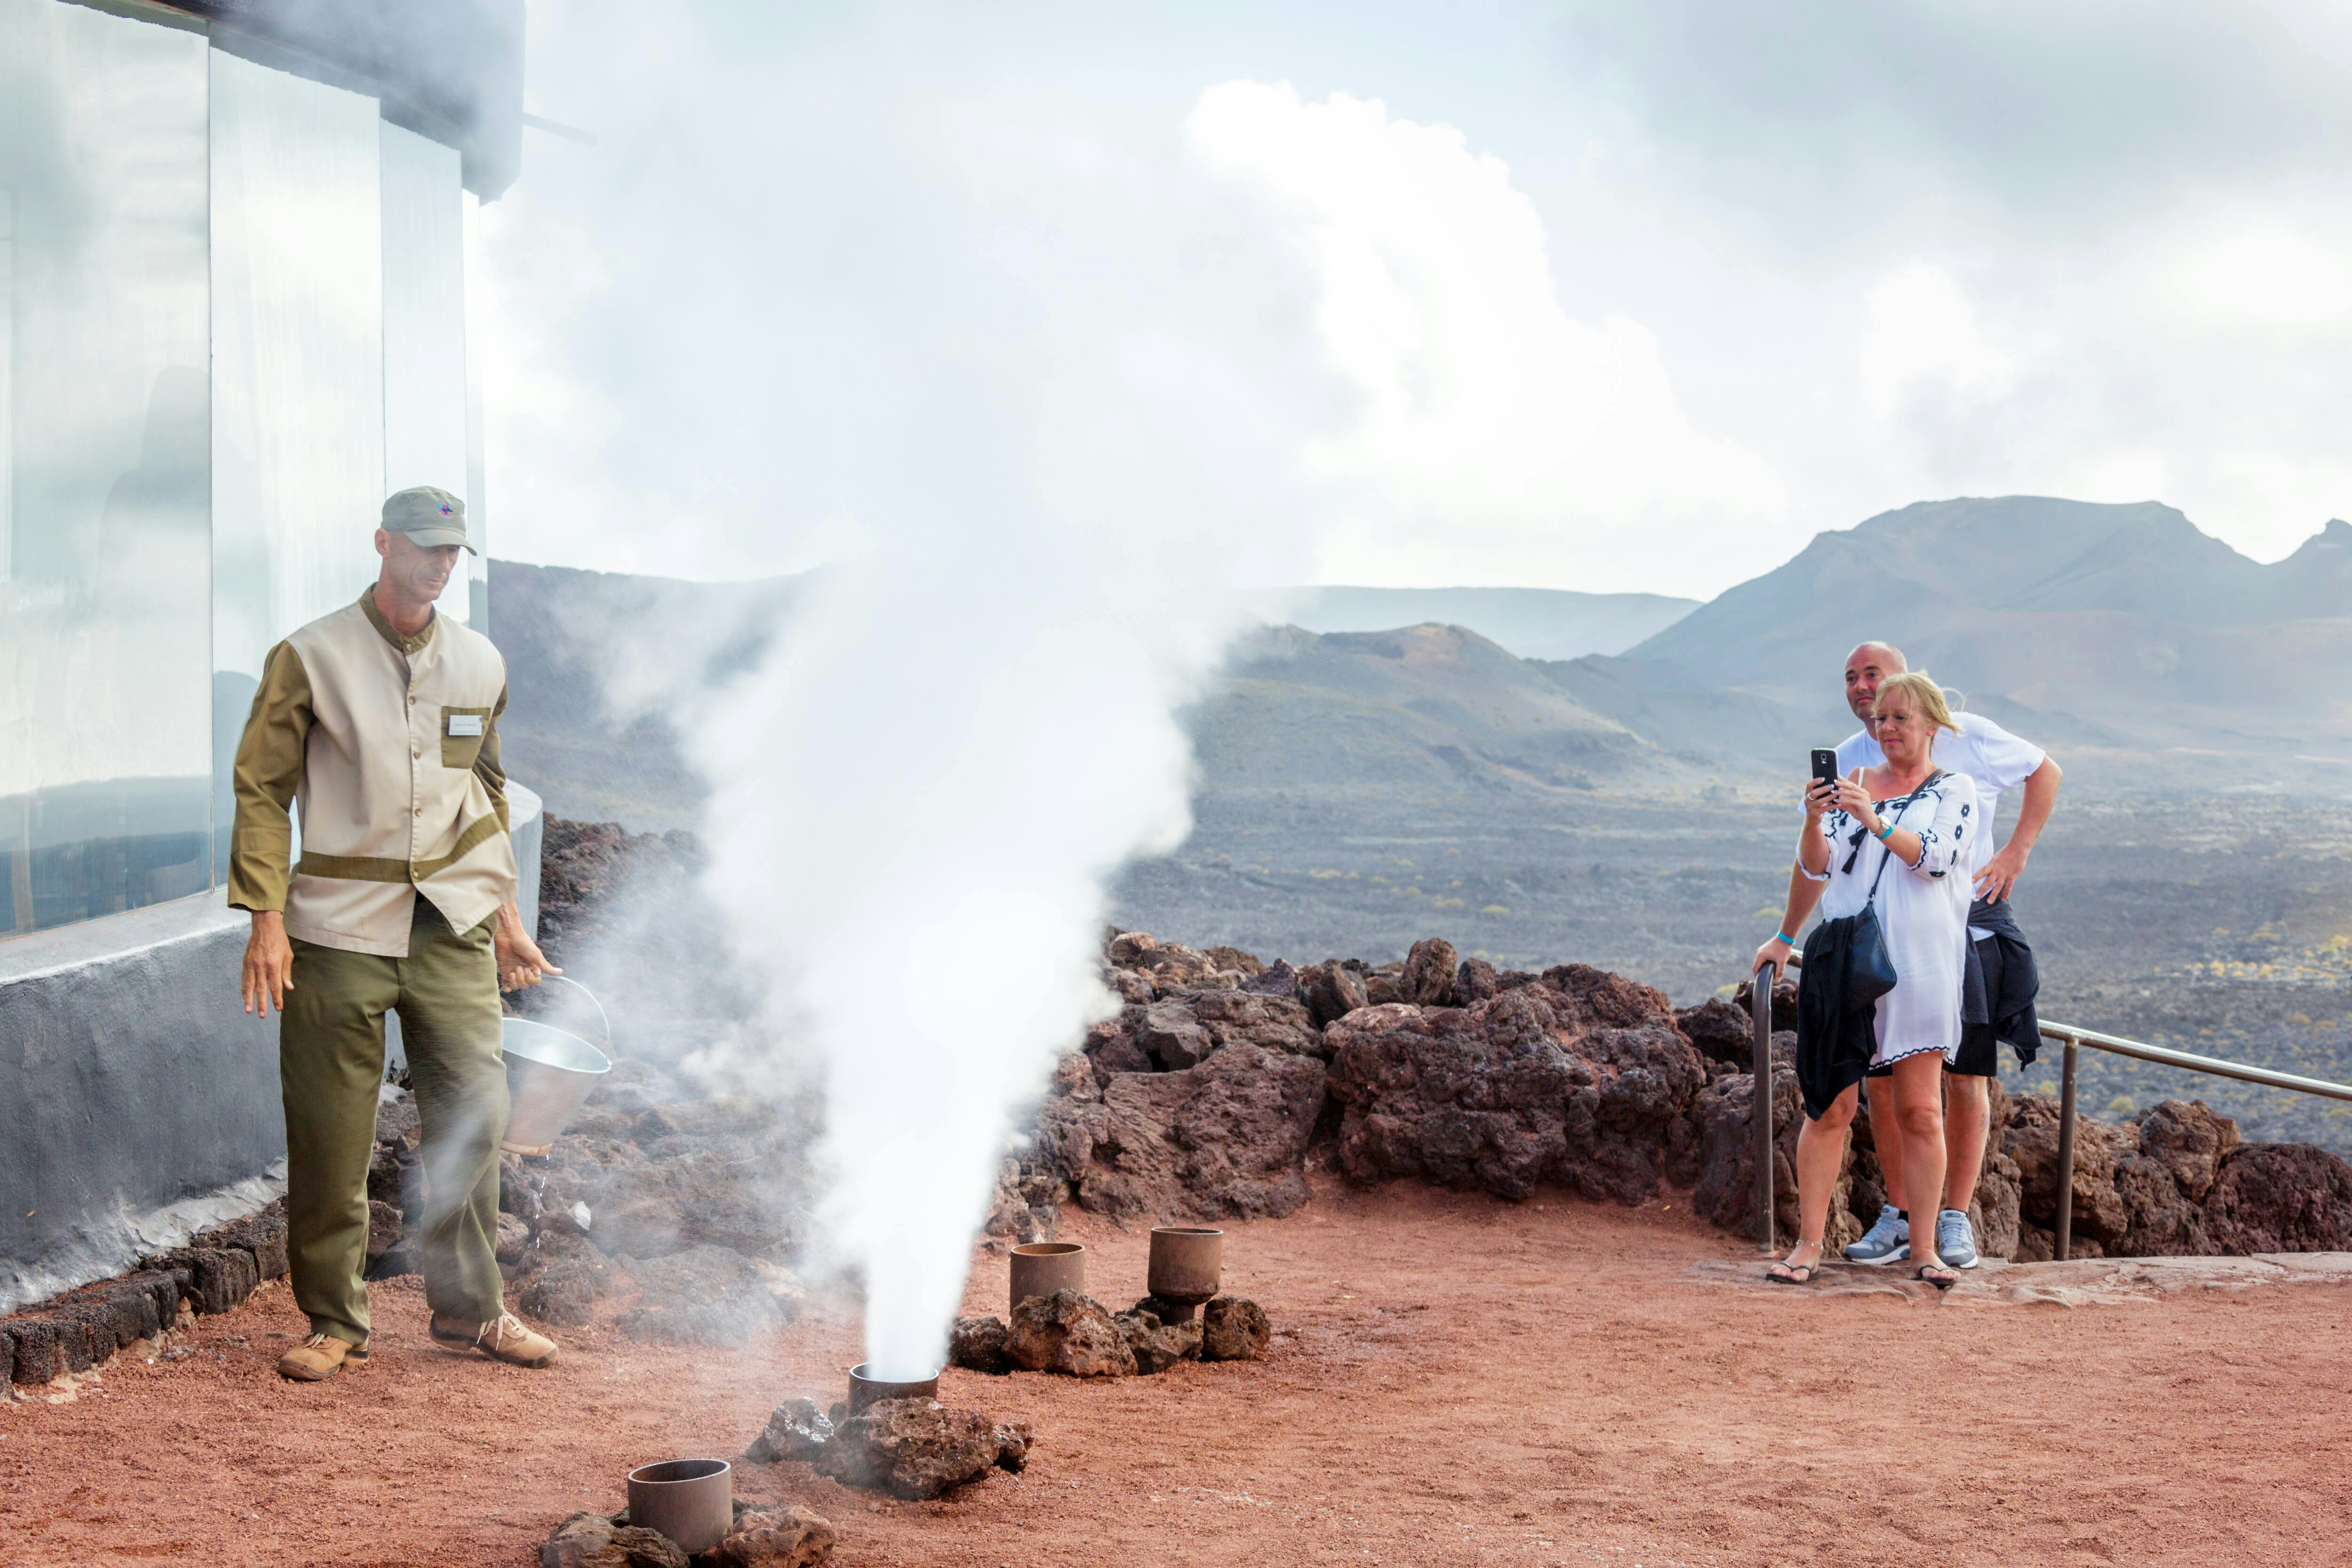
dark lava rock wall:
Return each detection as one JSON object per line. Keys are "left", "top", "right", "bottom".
{"left": 985, "top": 921, "right": 2352, "bottom": 1264}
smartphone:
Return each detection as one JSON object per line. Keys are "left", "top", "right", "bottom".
{"left": 1810, "top": 748, "right": 1839, "bottom": 786}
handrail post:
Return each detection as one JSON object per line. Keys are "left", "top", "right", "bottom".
{"left": 2053, "top": 1038, "right": 2079, "bottom": 1262}
{"left": 1751, "top": 962, "right": 1776, "bottom": 1253}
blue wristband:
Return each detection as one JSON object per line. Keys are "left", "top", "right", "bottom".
{"left": 1775, "top": 931, "right": 1796, "bottom": 947}
{"left": 1874, "top": 822, "right": 1896, "bottom": 842}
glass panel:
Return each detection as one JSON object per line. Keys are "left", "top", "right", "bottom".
{"left": 0, "top": 0, "right": 212, "bottom": 934}
{"left": 380, "top": 119, "right": 472, "bottom": 624}
{"left": 207, "top": 46, "right": 385, "bottom": 871}
{"left": 463, "top": 189, "right": 489, "bottom": 635}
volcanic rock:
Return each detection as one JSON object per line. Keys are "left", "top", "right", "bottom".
{"left": 374, "top": 1093, "right": 421, "bottom": 1150}
{"left": 145, "top": 1244, "right": 262, "bottom": 1313}
{"left": 1326, "top": 978, "right": 1708, "bottom": 1206}
{"left": 993, "top": 1421, "right": 1034, "bottom": 1472}
{"left": 1181, "top": 991, "right": 1326, "bottom": 1059}
{"left": 495, "top": 1211, "right": 532, "bottom": 1266}
{"left": 1115, "top": 1305, "right": 1202, "bottom": 1373}
{"left": 1454, "top": 957, "right": 1500, "bottom": 1005}
{"left": 818, "top": 1398, "right": 1002, "bottom": 1499}
{"left": 588, "top": 1058, "right": 690, "bottom": 1117}
{"left": 5, "top": 1318, "right": 63, "bottom": 1384}
{"left": 538, "top": 1512, "right": 689, "bottom": 1568}
{"left": 1205, "top": 945, "right": 1265, "bottom": 977}
{"left": 946, "top": 1314, "right": 1012, "bottom": 1375}
{"left": 1401, "top": 937, "right": 1459, "bottom": 1006}
{"left": 513, "top": 1229, "right": 617, "bottom": 1326}
{"left": 1692, "top": 1065, "right": 1807, "bottom": 1243}
{"left": 747, "top": 1396, "right": 834, "bottom": 1463}
{"left": 1005, "top": 1289, "right": 1136, "bottom": 1377}
{"left": 1969, "top": 1149, "right": 2026, "bottom": 1262}
{"left": 1672, "top": 998, "right": 1756, "bottom": 1072}
{"left": 2005, "top": 1094, "right": 2132, "bottom": 1244}
{"left": 1082, "top": 1021, "right": 1154, "bottom": 1081}
{"left": 2131, "top": 1099, "right": 2240, "bottom": 1203}
{"left": 1050, "top": 1044, "right": 1326, "bottom": 1222}
{"left": 1200, "top": 1295, "right": 1271, "bottom": 1361}
{"left": 364, "top": 1200, "right": 414, "bottom": 1278}
{"left": 195, "top": 1200, "right": 291, "bottom": 1281}
{"left": 1242, "top": 958, "right": 1299, "bottom": 996}
{"left": 1133, "top": 1002, "right": 1214, "bottom": 1070}
{"left": 1729, "top": 972, "right": 1798, "bottom": 1033}
{"left": 1107, "top": 931, "right": 1160, "bottom": 967}
{"left": 1296, "top": 961, "right": 1368, "bottom": 1028}
{"left": 2114, "top": 1152, "right": 2208, "bottom": 1256}
{"left": 540, "top": 1129, "right": 801, "bottom": 1262}
{"left": 613, "top": 1244, "right": 787, "bottom": 1347}
{"left": 711, "top": 1504, "right": 836, "bottom": 1567}
{"left": 2201, "top": 1143, "right": 2352, "bottom": 1254}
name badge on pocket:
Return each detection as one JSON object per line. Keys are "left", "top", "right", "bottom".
{"left": 447, "top": 713, "right": 485, "bottom": 738}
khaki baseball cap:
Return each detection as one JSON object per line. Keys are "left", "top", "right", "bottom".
{"left": 381, "top": 486, "right": 474, "bottom": 551}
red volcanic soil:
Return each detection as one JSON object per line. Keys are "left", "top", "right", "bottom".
{"left": 3, "top": 1177, "right": 2348, "bottom": 1567}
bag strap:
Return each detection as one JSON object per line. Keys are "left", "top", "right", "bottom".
{"left": 1863, "top": 769, "right": 1946, "bottom": 906}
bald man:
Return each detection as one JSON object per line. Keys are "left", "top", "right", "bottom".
{"left": 1753, "top": 640, "right": 2061, "bottom": 1269}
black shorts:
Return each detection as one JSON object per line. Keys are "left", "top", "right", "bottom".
{"left": 1864, "top": 1025, "right": 1999, "bottom": 1079}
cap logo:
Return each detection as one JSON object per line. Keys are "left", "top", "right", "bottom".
{"left": 438, "top": 503, "right": 453, "bottom": 515}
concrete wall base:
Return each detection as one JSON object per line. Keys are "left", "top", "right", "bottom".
{"left": 0, "top": 782, "right": 541, "bottom": 1312}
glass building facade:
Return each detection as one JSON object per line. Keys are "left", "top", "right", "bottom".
{"left": 1, "top": 0, "right": 494, "bottom": 935}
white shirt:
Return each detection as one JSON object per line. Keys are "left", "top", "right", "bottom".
{"left": 1836, "top": 712, "right": 2045, "bottom": 880}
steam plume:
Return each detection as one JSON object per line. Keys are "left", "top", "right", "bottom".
{"left": 690, "top": 530, "right": 1274, "bottom": 1377}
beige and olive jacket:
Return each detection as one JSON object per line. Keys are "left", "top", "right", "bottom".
{"left": 229, "top": 590, "right": 518, "bottom": 956}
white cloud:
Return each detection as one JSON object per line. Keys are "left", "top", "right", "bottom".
{"left": 2160, "top": 225, "right": 2352, "bottom": 329}
{"left": 1186, "top": 81, "right": 1784, "bottom": 596}
{"left": 1859, "top": 262, "right": 2012, "bottom": 420}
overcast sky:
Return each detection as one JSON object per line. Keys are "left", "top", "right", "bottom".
{"left": 480, "top": 0, "right": 2352, "bottom": 599}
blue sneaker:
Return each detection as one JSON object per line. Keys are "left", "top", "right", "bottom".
{"left": 1843, "top": 1204, "right": 1909, "bottom": 1265}
{"left": 1936, "top": 1209, "right": 1980, "bottom": 1269}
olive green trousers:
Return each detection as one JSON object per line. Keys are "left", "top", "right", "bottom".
{"left": 281, "top": 898, "right": 509, "bottom": 1347}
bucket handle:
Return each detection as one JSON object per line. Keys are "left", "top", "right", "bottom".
{"left": 535, "top": 974, "right": 611, "bottom": 1048}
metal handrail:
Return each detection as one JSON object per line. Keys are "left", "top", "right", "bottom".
{"left": 1743, "top": 954, "right": 2352, "bottom": 1261}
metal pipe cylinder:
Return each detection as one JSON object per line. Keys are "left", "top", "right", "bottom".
{"left": 1147, "top": 1226, "right": 1224, "bottom": 1305}
{"left": 2053, "top": 1039, "right": 2079, "bottom": 1262}
{"left": 626, "top": 1459, "right": 732, "bottom": 1555}
{"left": 1009, "top": 1241, "right": 1087, "bottom": 1314}
{"left": 1751, "top": 963, "right": 1776, "bottom": 1252}
{"left": 847, "top": 1363, "right": 939, "bottom": 1413}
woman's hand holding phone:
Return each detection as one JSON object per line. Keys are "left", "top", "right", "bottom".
{"left": 1828, "top": 775, "right": 1880, "bottom": 831}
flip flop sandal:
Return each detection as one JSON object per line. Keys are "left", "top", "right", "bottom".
{"left": 1913, "top": 1265, "right": 1959, "bottom": 1290}
{"left": 1765, "top": 1260, "right": 1820, "bottom": 1285}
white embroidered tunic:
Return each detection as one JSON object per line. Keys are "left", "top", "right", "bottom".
{"left": 1803, "top": 769, "right": 1978, "bottom": 1066}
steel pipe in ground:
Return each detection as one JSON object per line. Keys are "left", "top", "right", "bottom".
{"left": 1751, "top": 963, "right": 1776, "bottom": 1253}
{"left": 2053, "top": 1039, "right": 2080, "bottom": 1262}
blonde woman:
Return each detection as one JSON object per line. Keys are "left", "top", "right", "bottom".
{"left": 1768, "top": 672, "right": 1978, "bottom": 1289}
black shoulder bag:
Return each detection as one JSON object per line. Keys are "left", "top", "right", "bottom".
{"left": 1793, "top": 771, "right": 1944, "bottom": 1117}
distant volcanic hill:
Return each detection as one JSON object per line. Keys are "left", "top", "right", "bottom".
{"left": 1620, "top": 496, "right": 2352, "bottom": 751}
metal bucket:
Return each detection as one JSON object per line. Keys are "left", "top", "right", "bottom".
{"left": 626, "top": 1458, "right": 732, "bottom": 1554}
{"left": 500, "top": 978, "right": 611, "bottom": 1154}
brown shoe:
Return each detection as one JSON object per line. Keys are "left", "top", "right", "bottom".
{"left": 277, "top": 1333, "right": 367, "bottom": 1382}
{"left": 429, "top": 1311, "right": 558, "bottom": 1368}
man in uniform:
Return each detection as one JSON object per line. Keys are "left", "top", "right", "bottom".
{"left": 231, "top": 486, "right": 562, "bottom": 1382}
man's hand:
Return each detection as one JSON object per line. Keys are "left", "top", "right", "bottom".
{"left": 242, "top": 911, "right": 294, "bottom": 1019}
{"left": 1751, "top": 934, "right": 1795, "bottom": 980}
{"left": 493, "top": 899, "right": 560, "bottom": 993}
{"left": 1974, "top": 843, "right": 2030, "bottom": 904}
